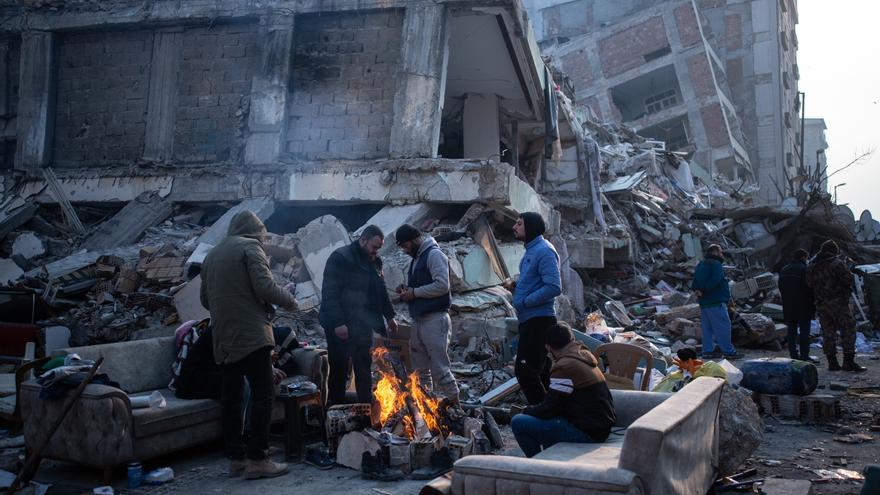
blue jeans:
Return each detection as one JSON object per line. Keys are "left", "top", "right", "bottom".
{"left": 511, "top": 414, "right": 593, "bottom": 457}
{"left": 700, "top": 305, "right": 735, "bottom": 356}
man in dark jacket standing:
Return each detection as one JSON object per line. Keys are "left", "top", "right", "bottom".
{"left": 691, "top": 244, "right": 738, "bottom": 359}
{"left": 320, "top": 225, "right": 398, "bottom": 405}
{"left": 778, "top": 249, "right": 817, "bottom": 362}
{"left": 806, "top": 240, "right": 866, "bottom": 372}
{"left": 395, "top": 224, "right": 459, "bottom": 404}
{"left": 505, "top": 212, "right": 562, "bottom": 404}
{"left": 511, "top": 322, "right": 615, "bottom": 457}
{"left": 200, "top": 210, "right": 297, "bottom": 479}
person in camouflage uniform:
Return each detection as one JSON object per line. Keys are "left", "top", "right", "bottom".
{"left": 805, "top": 240, "right": 867, "bottom": 372}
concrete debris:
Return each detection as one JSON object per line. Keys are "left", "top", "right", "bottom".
{"left": 11, "top": 232, "right": 45, "bottom": 260}
{"left": 296, "top": 215, "right": 350, "bottom": 299}
{"left": 0, "top": 258, "right": 24, "bottom": 285}
{"left": 80, "top": 191, "right": 173, "bottom": 252}
{"left": 718, "top": 383, "right": 764, "bottom": 476}
{"left": 192, "top": 197, "right": 275, "bottom": 251}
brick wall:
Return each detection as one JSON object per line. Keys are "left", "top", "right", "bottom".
{"left": 559, "top": 49, "right": 593, "bottom": 92}
{"left": 174, "top": 22, "right": 259, "bottom": 163}
{"left": 597, "top": 16, "right": 668, "bottom": 77}
{"left": 700, "top": 103, "right": 728, "bottom": 147}
{"left": 285, "top": 10, "right": 403, "bottom": 160}
{"left": 54, "top": 30, "right": 153, "bottom": 166}
{"left": 686, "top": 54, "right": 714, "bottom": 98}
{"left": 674, "top": 4, "right": 702, "bottom": 48}
{"left": 725, "top": 14, "right": 742, "bottom": 50}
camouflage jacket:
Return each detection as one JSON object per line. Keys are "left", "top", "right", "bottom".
{"left": 805, "top": 253, "right": 853, "bottom": 308}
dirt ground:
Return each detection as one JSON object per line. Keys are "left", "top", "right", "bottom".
{"left": 23, "top": 348, "right": 879, "bottom": 494}
{"left": 741, "top": 348, "right": 879, "bottom": 494}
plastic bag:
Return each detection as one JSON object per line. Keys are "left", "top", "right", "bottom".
{"left": 693, "top": 361, "right": 727, "bottom": 380}
{"left": 718, "top": 359, "right": 742, "bottom": 385}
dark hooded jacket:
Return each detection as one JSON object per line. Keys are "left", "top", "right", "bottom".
{"left": 778, "top": 259, "right": 815, "bottom": 321}
{"left": 319, "top": 241, "right": 396, "bottom": 346}
{"left": 524, "top": 341, "right": 616, "bottom": 442}
{"left": 200, "top": 210, "right": 297, "bottom": 365}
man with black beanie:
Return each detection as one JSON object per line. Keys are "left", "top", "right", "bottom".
{"left": 505, "top": 212, "right": 562, "bottom": 404}
{"left": 395, "top": 224, "right": 459, "bottom": 405}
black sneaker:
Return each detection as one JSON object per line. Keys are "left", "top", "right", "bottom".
{"left": 361, "top": 451, "right": 404, "bottom": 481}
{"left": 701, "top": 351, "right": 722, "bottom": 360}
{"left": 722, "top": 352, "right": 741, "bottom": 360}
{"left": 410, "top": 447, "right": 454, "bottom": 480}
{"left": 304, "top": 446, "right": 334, "bottom": 470}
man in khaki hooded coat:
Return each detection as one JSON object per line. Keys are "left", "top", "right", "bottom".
{"left": 200, "top": 210, "right": 298, "bottom": 479}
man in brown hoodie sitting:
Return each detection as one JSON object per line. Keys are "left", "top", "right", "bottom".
{"left": 201, "top": 210, "right": 298, "bottom": 479}
{"left": 511, "top": 322, "right": 616, "bottom": 457}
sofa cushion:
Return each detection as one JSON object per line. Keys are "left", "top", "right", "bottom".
{"left": 453, "top": 455, "right": 643, "bottom": 495}
{"left": 55, "top": 337, "right": 177, "bottom": 394}
{"left": 535, "top": 431, "right": 626, "bottom": 469}
{"left": 132, "top": 389, "right": 220, "bottom": 438}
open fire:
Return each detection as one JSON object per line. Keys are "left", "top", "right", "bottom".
{"left": 371, "top": 346, "right": 447, "bottom": 440}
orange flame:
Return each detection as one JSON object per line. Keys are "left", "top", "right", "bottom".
{"left": 372, "top": 346, "right": 445, "bottom": 439}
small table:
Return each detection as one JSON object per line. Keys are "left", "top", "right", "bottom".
{"left": 275, "top": 390, "right": 326, "bottom": 461}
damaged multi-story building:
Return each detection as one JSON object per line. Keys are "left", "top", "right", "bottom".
{"left": 526, "top": 0, "right": 806, "bottom": 205}
{"left": 0, "top": 0, "right": 597, "bottom": 231}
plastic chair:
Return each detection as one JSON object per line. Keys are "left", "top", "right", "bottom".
{"left": 596, "top": 342, "right": 654, "bottom": 391}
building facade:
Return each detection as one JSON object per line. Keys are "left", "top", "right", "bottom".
{"left": 802, "top": 117, "right": 828, "bottom": 193}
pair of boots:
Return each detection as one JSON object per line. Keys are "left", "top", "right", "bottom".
{"left": 826, "top": 353, "right": 867, "bottom": 372}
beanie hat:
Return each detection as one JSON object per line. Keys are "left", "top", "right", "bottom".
{"left": 520, "top": 212, "right": 546, "bottom": 243}
{"left": 395, "top": 224, "right": 421, "bottom": 244}
{"left": 820, "top": 239, "right": 839, "bottom": 255}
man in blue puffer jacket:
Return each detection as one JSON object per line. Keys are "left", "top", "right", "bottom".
{"left": 505, "top": 212, "right": 562, "bottom": 404}
{"left": 691, "top": 244, "right": 738, "bottom": 360}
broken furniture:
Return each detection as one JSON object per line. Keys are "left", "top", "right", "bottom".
{"left": 19, "top": 336, "right": 328, "bottom": 473}
{"left": 596, "top": 342, "right": 654, "bottom": 391}
{"left": 452, "top": 377, "right": 725, "bottom": 495}
{"left": 275, "top": 389, "right": 326, "bottom": 461}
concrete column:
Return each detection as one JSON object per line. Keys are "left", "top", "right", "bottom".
{"left": 15, "top": 31, "right": 56, "bottom": 171}
{"left": 0, "top": 40, "right": 9, "bottom": 118}
{"left": 143, "top": 27, "right": 183, "bottom": 162}
{"left": 463, "top": 93, "right": 500, "bottom": 159}
{"left": 244, "top": 13, "right": 294, "bottom": 165}
{"left": 389, "top": 3, "right": 449, "bottom": 159}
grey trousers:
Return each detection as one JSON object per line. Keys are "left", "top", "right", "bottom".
{"left": 410, "top": 311, "right": 460, "bottom": 400}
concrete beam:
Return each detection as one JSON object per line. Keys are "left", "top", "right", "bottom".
{"left": 20, "top": 160, "right": 556, "bottom": 228}
{"left": 389, "top": 3, "right": 449, "bottom": 159}
{"left": 143, "top": 28, "right": 183, "bottom": 162}
{"left": 15, "top": 31, "right": 56, "bottom": 171}
{"left": 244, "top": 13, "right": 294, "bottom": 165}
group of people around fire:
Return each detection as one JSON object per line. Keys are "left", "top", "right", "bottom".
{"left": 198, "top": 208, "right": 868, "bottom": 479}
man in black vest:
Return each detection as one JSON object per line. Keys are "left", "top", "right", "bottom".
{"left": 395, "top": 224, "right": 460, "bottom": 405}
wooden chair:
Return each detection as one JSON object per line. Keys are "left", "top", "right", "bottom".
{"left": 596, "top": 342, "right": 654, "bottom": 391}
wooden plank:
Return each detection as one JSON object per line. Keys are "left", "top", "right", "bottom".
{"left": 477, "top": 377, "right": 519, "bottom": 406}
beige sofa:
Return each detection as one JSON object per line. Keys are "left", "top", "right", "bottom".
{"left": 20, "top": 336, "right": 328, "bottom": 472}
{"left": 452, "top": 377, "right": 725, "bottom": 495}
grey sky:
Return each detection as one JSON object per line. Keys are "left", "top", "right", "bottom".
{"left": 798, "top": 0, "right": 880, "bottom": 218}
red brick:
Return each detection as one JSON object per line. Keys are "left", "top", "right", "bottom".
{"left": 559, "top": 50, "right": 593, "bottom": 89}
{"left": 687, "top": 54, "right": 714, "bottom": 98}
{"left": 726, "top": 57, "right": 743, "bottom": 88}
{"left": 675, "top": 4, "right": 702, "bottom": 47}
{"left": 597, "top": 16, "right": 669, "bottom": 77}
{"left": 725, "top": 14, "right": 742, "bottom": 50}
{"left": 700, "top": 103, "right": 728, "bottom": 147}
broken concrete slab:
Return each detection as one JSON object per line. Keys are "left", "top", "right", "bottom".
{"left": 173, "top": 275, "right": 210, "bottom": 323}
{"left": 294, "top": 281, "right": 320, "bottom": 311}
{"left": 355, "top": 203, "right": 433, "bottom": 255}
{"left": 0, "top": 258, "right": 24, "bottom": 285}
{"left": 184, "top": 242, "right": 213, "bottom": 269}
{"left": 565, "top": 236, "right": 604, "bottom": 269}
{"left": 81, "top": 191, "right": 173, "bottom": 252}
{"left": 0, "top": 200, "right": 38, "bottom": 241}
{"left": 12, "top": 232, "right": 45, "bottom": 260}
{"left": 758, "top": 478, "right": 812, "bottom": 495}
{"left": 194, "top": 197, "right": 275, "bottom": 250}
{"left": 26, "top": 246, "right": 141, "bottom": 280}
{"left": 336, "top": 431, "right": 380, "bottom": 471}
{"left": 296, "top": 215, "right": 350, "bottom": 296}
